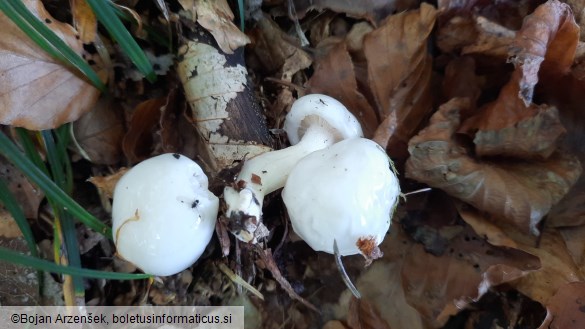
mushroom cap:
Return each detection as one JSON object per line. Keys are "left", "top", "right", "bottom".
{"left": 283, "top": 94, "right": 363, "bottom": 145}
{"left": 282, "top": 138, "right": 400, "bottom": 256}
{"left": 112, "top": 153, "right": 219, "bottom": 276}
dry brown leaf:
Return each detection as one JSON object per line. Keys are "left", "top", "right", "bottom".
{"left": 347, "top": 297, "right": 392, "bottom": 329}
{"left": 72, "top": 96, "right": 124, "bottom": 165}
{"left": 0, "top": 0, "right": 102, "bottom": 130}
{"left": 71, "top": 0, "right": 97, "bottom": 44}
{"left": 0, "top": 209, "right": 23, "bottom": 238}
{"left": 537, "top": 282, "right": 585, "bottom": 329}
{"left": 406, "top": 98, "right": 582, "bottom": 234}
{"left": 307, "top": 42, "right": 378, "bottom": 137}
{"left": 333, "top": 225, "right": 424, "bottom": 328}
{"left": 459, "top": 1, "right": 579, "bottom": 160}
{"left": 88, "top": 168, "right": 128, "bottom": 200}
{"left": 0, "top": 160, "right": 43, "bottom": 219}
{"left": 363, "top": 3, "right": 436, "bottom": 156}
{"left": 442, "top": 56, "right": 483, "bottom": 105}
{"left": 510, "top": 0, "right": 578, "bottom": 105}
{"left": 249, "top": 14, "right": 312, "bottom": 80}
{"left": 402, "top": 224, "right": 540, "bottom": 327}
{"left": 456, "top": 204, "right": 518, "bottom": 249}
{"left": 178, "top": 0, "right": 249, "bottom": 54}
{"left": 438, "top": 0, "right": 539, "bottom": 30}
{"left": 462, "top": 16, "right": 515, "bottom": 57}
{"left": 122, "top": 97, "right": 166, "bottom": 163}
{"left": 323, "top": 320, "right": 349, "bottom": 329}
{"left": 559, "top": 225, "right": 585, "bottom": 276}
{"left": 514, "top": 228, "right": 583, "bottom": 306}
{"left": 291, "top": 0, "right": 418, "bottom": 25}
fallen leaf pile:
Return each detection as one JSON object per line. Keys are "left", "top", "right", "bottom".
{"left": 3, "top": 0, "right": 585, "bottom": 328}
{"left": 247, "top": 0, "right": 585, "bottom": 327}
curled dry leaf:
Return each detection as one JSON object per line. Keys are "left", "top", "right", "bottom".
{"left": 461, "top": 0, "right": 578, "bottom": 159}
{"left": 509, "top": 0, "right": 578, "bottom": 105}
{"left": 72, "top": 96, "right": 125, "bottom": 165}
{"left": 88, "top": 168, "right": 128, "bottom": 200}
{"left": 178, "top": 0, "right": 249, "bottom": 54}
{"left": 122, "top": 97, "right": 166, "bottom": 164}
{"left": 537, "top": 282, "right": 585, "bottom": 329}
{"left": 364, "top": 3, "right": 436, "bottom": 156}
{"left": 248, "top": 14, "right": 312, "bottom": 80}
{"left": 0, "top": 0, "right": 102, "bottom": 130}
{"left": 406, "top": 98, "right": 581, "bottom": 235}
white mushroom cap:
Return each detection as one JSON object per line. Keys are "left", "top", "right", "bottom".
{"left": 284, "top": 94, "right": 363, "bottom": 145}
{"left": 224, "top": 94, "right": 363, "bottom": 243}
{"left": 282, "top": 138, "right": 400, "bottom": 256}
{"left": 112, "top": 153, "right": 219, "bottom": 276}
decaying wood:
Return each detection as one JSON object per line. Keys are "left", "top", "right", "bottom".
{"left": 177, "top": 22, "right": 275, "bottom": 173}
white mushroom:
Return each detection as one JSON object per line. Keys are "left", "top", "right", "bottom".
{"left": 224, "top": 94, "right": 363, "bottom": 242}
{"left": 112, "top": 153, "right": 219, "bottom": 276}
{"left": 282, "top": 138, "right": 400, "bottom": 260}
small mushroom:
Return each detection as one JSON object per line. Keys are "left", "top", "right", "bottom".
{"left": 282, "top": 138, "right": 400, "bottom": 261}
{"left": 112, "top": 153, "right": 219, "bottom": 276}
{"left": 224, "top": 94, "right": 363, "bottom": 242}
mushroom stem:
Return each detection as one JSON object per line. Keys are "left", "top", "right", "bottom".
{"left": 224, "top": 124, "right": 337, "bottom": 241}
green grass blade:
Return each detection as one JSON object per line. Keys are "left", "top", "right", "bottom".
{"left": 54, "top": 125, "right": 74, "bottom": 193}
{"left": 85, "top": 0, "right": 156, "bottom": 82}
{"left": 238, "top": 0, "right": 245, "bottom": 31}
{"left": 0, "top": 179, "right": 38, "bottom": 257}
{"left": 42, "top": 130, "right": 85, "bottom": 296}
{"left": 0, "top": 130, "right": 112, "bottom": 238}
{"left": 15, "top": 128, "right": 50, "bottom": 176}
{"left": 0, "top": 246, "right": 151, "bottom": 280}
{"left": 0, "top": 0, "right": 106, "bottom": 91}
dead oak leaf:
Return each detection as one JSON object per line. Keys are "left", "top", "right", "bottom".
{"left": 0, "top": 0, "right": 101, "bottom": 130}
{"left": 406, "top": 98, "right": 581, "bottom": 234}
